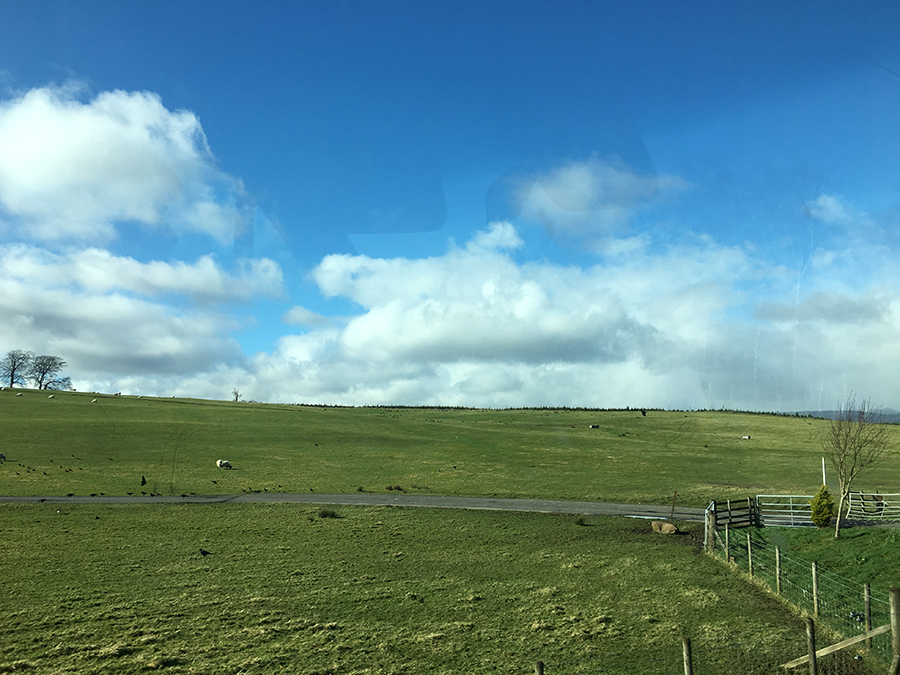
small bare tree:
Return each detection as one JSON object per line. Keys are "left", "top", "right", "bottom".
{"left": 28, "top": 355, "right": 67, "bottom": 390}
{"left": 232, "top": 388, "right": 242, "bottom": 402}
{"left": 0, "top": 350, "right": 33, "bottom": 388}
{"left": 823, "top": 395, "right": 896, "bottom": 538}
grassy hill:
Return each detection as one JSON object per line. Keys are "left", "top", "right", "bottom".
{"left": 3, "top": 388, "right": 898, "bottom": 506}
{"left": 2, "top": 389, "right": 898, "bottom": 673}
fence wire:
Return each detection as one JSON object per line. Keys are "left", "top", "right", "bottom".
{"left": 530, "top": 634, "right": 881, "bottom": 674}
{"left": 712, "top": 527, "right": 893, "bottom": 669}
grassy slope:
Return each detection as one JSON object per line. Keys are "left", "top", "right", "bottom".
{"left": 2, "top": 390, "right": 897, "bottom": 673}
{"left": 2, "top": 503, "right": 812, "bottom": 675}
{"left": 5, "top": 389, "right": 896, "bottom": 506}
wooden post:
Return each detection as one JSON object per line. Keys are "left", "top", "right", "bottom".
{"left": 748, "top": 496, "right": 755, "bottom": 526}
{"left": 864, "top": 582, "right": 872, "bottom": 648}
{"left": 727, "top": 499, "right": 732, "bottom": 527}
{"left": 747, "top": 532, "right": 753, "bottom": 577}
{"left": 725, "top": 523, "right": 730, "bottom": 563}
{"left": 705, "top": 507, "right": 716, "bottom": 553}
{"left": 891, "top": 586, "right": 900, "bottom": 661}
{"left": 806, "top": 617, "right": 818, "bottom": 675}
{"left": 682, "top": 637, "right": 693, "bottom": 675}
{"left": 535, "top": 661, "right": 544, "bottom": 675}
{"left": 775, "top": 546, "right": 782, "bottom": 595}
{"left": 812, "top": 562, "right": 819, "bottom": 616}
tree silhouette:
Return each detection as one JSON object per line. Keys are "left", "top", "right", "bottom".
{"left": 28, "top": 355, "right": 68, "bottom": 390}
{"left": 0, "top": 350, "right": 33, "bottom": 388}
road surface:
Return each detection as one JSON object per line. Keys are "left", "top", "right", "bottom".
{"left": 0, "top": 492, "right": 707, "bottom": 521}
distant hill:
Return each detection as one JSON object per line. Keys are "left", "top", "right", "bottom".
{"left": 795, "top": 409, "right": 900, "bottom": 424}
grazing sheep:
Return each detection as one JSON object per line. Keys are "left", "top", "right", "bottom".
{"left": 16, "top": 393, "right": 22, "bottom": 397}
{"left": 0, "top": 452, "right": 6, "bottom": 461}
{"left": 216, "top": 460, "right": 233, "bottom": 469}
{"left": 91, "top": 399, "right": 97, "bottom": 403}
{"left": 741, "top": 435, "right": 751, "bottom": 440}
{"left": 48, "top": 395, "right": 55, "bottom": 399}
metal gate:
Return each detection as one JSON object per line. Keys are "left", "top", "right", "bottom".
{"left": 846, "top": 492, "right": 900, "bottom": 519}
{"left": 756, "top": 495, "right": 814, "bottom": 527}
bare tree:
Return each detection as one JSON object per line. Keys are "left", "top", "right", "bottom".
{"left": 46, "top": 376, "right": 73, "bottom": 391}
{"left": 28, "top": 355, "right": 67, "bottom": 390}
{"left": 823, "top": 395, "right": 896, "bottom": 538}
{"left": 0, "top": 350, "right": 33, "bottom": 388}
{"left": 232, "top": 388, "right": 242, "bottom": 402}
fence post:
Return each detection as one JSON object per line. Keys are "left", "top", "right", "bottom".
{"left": 727, "top": 499, "right": 732, "bottom": 527}
{"left": 747, "top": 532, "right": 753, "bottom": 577}
{"left": 806, "top": 617, "right": 818, "bottom": 675}
{"left": 812, "top": 562, "right": 819, "bottom": 616}
{"left": 535, "top": 661, "right": 544, "bottom": 675}
{"left": 683, "top": 637, "right": 693, "bottom": 675}
{"left": 891, "top": 586, "right": 900, "bottom": 661}
{"left": 705, "top": 506, "right": 716, "bottom": 553}
{"left": 725, "top": 523, "right": 730, "bottom": 563}
{"left": 748, "top": 496, "right": 755, "bottom": 526}
{"left": 775, "top": 546, "right": 782, "bottom": 595}
{"left": 864, "top": 582, "right": 872, "bottom": 648}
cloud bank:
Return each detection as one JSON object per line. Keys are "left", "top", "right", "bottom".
{"left": 1, "top": 83, "right": 898, "bottom": 412}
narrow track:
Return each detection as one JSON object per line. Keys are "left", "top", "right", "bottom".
{"left": 0, "top": 492, "right": 707, "bottom": 521}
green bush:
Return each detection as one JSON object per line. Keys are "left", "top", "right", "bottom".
{"left": 809, "top": 484, "right": 835, "bottom": 528}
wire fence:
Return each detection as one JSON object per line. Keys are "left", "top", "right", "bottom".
{"left": 528, "top": 633, "right": 881, "bottom": 674}
{"left": 710, "top": 525, "right": 894, "bottom": 670}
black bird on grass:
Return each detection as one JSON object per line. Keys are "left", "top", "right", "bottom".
{"left": 199, "top": 548, "right": 212, "bottom": 557}
{"left": 141, "top": 476, "right": 147, "bottom": 486}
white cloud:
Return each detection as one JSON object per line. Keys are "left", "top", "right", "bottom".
{"left": 0, "top": 84, "right": 241, "bottom": 243}
{"left": 806, "top": 194, "right": 853, "bottom": 225}
{"left": 516, "top": 157, "right": 690, "bottom": 238}
{"left": 0, "top": 275, "right": 245, "bottom": 379}
{"left": 0, "top": 244, "right": 283, "bottom": 302}
{"left": 282, "top": 306, "right": 330, "bottom": 327}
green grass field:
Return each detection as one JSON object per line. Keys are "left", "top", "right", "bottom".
{"left": 3, "top": 503, "right": 816, "bottom": 675}
{"left": 5, "top": 389, "right": 896, "bottom": 506}
{"left": 2, "top": 389, "right": 898, "bottom": 674}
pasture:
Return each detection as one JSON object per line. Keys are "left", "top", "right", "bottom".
{"left": 3, "top": 389, "right": 893, "bottom": 506}
{"left": 2, "top": 390, "right": 898, "bottom": 673}
{"left": 2, "top": 503, "right": 814, "bottom": 674}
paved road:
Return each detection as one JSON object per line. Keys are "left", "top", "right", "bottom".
{"left": 0, "top": 492, "right": 707, "bottom": 521}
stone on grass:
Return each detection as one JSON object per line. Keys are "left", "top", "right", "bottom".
{"left": 651, "top": 521, "right": 678, "bottom": 534}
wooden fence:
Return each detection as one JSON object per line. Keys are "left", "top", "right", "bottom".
{"left": 709, "top": 497, "right": 758, "bottom": 529}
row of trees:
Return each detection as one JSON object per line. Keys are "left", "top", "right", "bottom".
{"left": 0, "top": 350, "right": 72, "bottom": 390}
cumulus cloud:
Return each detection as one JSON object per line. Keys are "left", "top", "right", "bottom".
{"left": 515, "top": 157, "right": 690, "bottom": 238}
{"left": 25, "top": 217, "right": 898, "bottom": 411}
{"left": 0, "top": 84, "right": 242, "bottom": 243}
{"left": 230, "top": 224, "right": 765, "bottom": 407}
{"left": 0, "top": 274, "right": 245, "bottom": 379}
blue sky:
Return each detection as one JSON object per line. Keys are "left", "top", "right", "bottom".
{"left": 2, "top": 1, "right": 900, "bottom": 410}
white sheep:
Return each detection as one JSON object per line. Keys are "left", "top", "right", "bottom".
{"left": 48, "top": 395, "right": 55, "bottom": 399}
{"left": 216, "top": 460, "right": 233, "bottom": 469}
{"left": 16, "top": 393, "right": 22, "bottom": 397}
{"left": 91, "top": 399, "right": 97, "bottom": 403}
